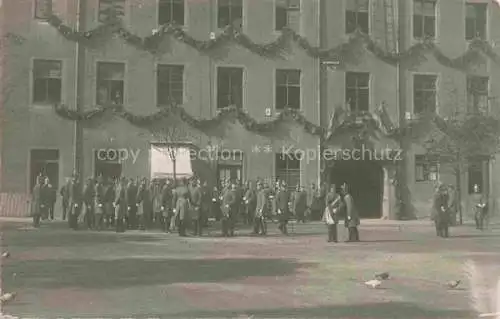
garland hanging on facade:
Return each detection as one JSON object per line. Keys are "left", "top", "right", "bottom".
{"left": 46, "top": 14, "right": 499, "bottom": 70}
{"left": 54, "top": 104, "right": 326, "bottom": 137}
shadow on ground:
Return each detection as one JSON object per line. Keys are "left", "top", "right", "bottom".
{"left": 129, "top": 302, "right": 472, "bottom": 318}
{"left": 3, "top": 258, "right": 311, "bottom": 289}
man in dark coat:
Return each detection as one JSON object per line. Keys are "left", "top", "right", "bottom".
{"left": 125, "top": 178, "right": 139, "bottom": 230}
{"left": 323, "top": 184, "right": 341, "bottom": 242}
{"left": 221, "top": 183, "right": 237, "bottom": 237}
{"left": 45, "top": 179, "right": 57, "bottom": 220}
{"left": 308, "top": 183, "right": 321, "bottom": 221}
{"left": 68, "top": 175, "right": 82, "bottom": 230}
{"left": 211, "top": 185, "right": 221, "bottom": 221}
{"left": 31, "top": 176, "right": 46, "bottom": 228}
{"left": 175, "top": 190, "right": 190, "bottom": 237}
{"left": 60, "top": 178, "right": 71, "bottom": 221}
{"left": 94, "top": 176, "right": 105, "bottom": 230}
{"left": 292, "top": 185, "right": 308, "bottom": 223}
{"left": 39, "top": 177, "right": 51, "bottom": 220}
{"left": 103, "top": 178, "right": 115, "bottom": 228}
{"left": 253, "top": 182, "right": 267, "bottom": 235}
{"left": 342, "top": 183, "right": 360, "bottom": 242}
{"left": 82, "top": 178, "right": 95, "bottom": 229}
{"left": 114, "top": 178, "right": 128, "bottom": 233}
{"left": 190, "top": 180, "right": 203, "bottom": 236}
{"left": 136, "top": 178, "right": 152, "bottom": 230}
{"left": 200, "top": 181, "right": 211, "bottom": 227}
{"left": 244, "top": 181, "right": 257, "bottom": 227}
{"left": 433, "top": 184, "right": 450, "bottom": 237}
{"left": 172, "top": 178, "right": 189, "bottom": 232}
{"left": 275, "top": 182, "right": 290, "bottom": 235}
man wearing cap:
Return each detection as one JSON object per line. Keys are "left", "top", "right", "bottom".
{"left": 342, "top": 183, "right": 360, "bottom": 242}
{"left": 82, "top": 177, "right": 95, "bottom": 229}
{"left": 253, "top": 181, "right": 267, "bottom": 235}
{"left": 125, "top": 178, "right": 139, "bottom": 230}
{"left": 472, "top": 184, "right": 488, "bottom": 230}
{"left": 31, "top": 175, "right": 46, "bottom": 228}
{"left": 221, "top": 183, "right": 237, "bottom": 237}
{"left": 94, "top": 176, "right": 105, "bottom": 230}
{"left": 190, "top": 179, "right": 203, "bottom": 236}
{"left": 244, "top": 181, "right": 257, "bottom": 227}
{"left": 114, "top": 177, "right": 128, "bottom": 233}
{"left": 323, "top": 184, "right": 341, "bottom": 242}
{"left": 60, "top": 178, "right": 71, "bottom": 221}
{"left": 432, "top": 184, "right": 450, "bottom": 237}
{"left": 276, "top": 182, "right": 291, "bottom": 235}
{"left": 292, "top": 185, "right": 308, "bottom": 224}
{"left": 67, "top": 175, "right": 82, "bottom": 230}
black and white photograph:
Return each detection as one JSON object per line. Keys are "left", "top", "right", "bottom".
{"left": 0, "top": 0, "right": 500, "bottom": 317}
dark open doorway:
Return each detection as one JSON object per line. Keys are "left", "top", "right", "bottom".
{"left": 330, "top": 159, "right": 383, "bottom": 219}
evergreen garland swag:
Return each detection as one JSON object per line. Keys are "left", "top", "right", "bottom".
{"left": 46, "top": 14, "right": 500, "bottom": 70}
{"left": 53, "top": 104, "right": 326, "bottom": 137}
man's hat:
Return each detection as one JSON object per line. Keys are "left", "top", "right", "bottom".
{"left": 340, "top": 183, "right": 348, "bottom": 191}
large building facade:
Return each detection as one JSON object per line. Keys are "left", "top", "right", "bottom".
{"left": 1, "top": 0, "right": 500, "bottom": 220}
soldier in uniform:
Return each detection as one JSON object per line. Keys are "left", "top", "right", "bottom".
{"left": 82, "top": 178, "right": 95, "bottom": 229}
{"left": 211, "top": 185, "right": 221, "bottom": 221}
{"left": 276, "top": 182, "right": 290, "bottom": 235}
{"left": 31, "top": 176, "right": 46, "bottom": 228}
{"left": 292, "top": 185, "right": 307, "bottom": 223}
{"left": 221, "top": 183, "right": 237, "bottom": 237}
{"left": 103, "top": 178, "right": 115, "bottom": 228}
{"left": 175, "top": 190, "right": 190, "bottom": 237}
{"left": 323, "top": 185, "right": 341, "bottom": 242}
{"left": 114, "top": 178, "right": 128, "bottom": 233}
{"left": 472, "top": 184, "right": 488, "bottom": 230}
{"left": 190, "top": 179, "right": 203, "bottom": 236}
{"left": 244, "top": 181, "right": 257, "bottom": 227}
{"left": 94, "top": 176, "right": 105, "bottom": 230}
{"left": 308, "top": 183, "right": 321, "bottom": 221}
{"left": 342, "top": 183, "right": 360, "bottom": 242}
{"left": 200, "top": 181, "right": 211, "bottom": 227}
{"left": 125, "top": 178, "right": 139, "bottom": 229}
{"left": 45, "top": 178, "right": 57, "bottom": 221}
{"left": 60, "top": 178, "right": 71, "bottom": 221}
{"left": 253, "top": 182, "right": 267, "bottom": 235}
{"left": 137, "top": 178, "right": 152, "bottom": 230}
{"left": 432, "top": 184, "right": 450, "bottom": 237}
{"left": 67, "top": 175, "right": 82, "bottom": 230}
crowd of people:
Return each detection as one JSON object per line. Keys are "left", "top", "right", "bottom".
{"left": 30, "top": 174, "right": 361, "bottom": 242}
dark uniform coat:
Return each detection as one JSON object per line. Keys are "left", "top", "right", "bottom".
{"left": 292, "top": 190, "right": 308, "bottom": 216}
{"left": 255, "top": 189, "right": 268, "bottom": 218}
{"left": 221, "top": 189, "right": 236, "bottom": 218}
{"left": 432, "top": 192, "right": 449, "bottom": 224}
{"left": 137, "top": 184, "right": 152, "bottom": 216}
{"left": 344, "top": 193, "right": 360, "bottom": 227}
{"left": 190, "top": 186, "right": 202, "bottom": 220}
{"left": 114, "top": 184, "right": 127, "bottom": 218}
{"left": 275, "top": 189, "right": 290, "bottom": 222}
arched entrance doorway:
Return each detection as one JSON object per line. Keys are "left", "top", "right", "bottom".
{"left": 330, "top": 159, "right": 384, "bottom": 218}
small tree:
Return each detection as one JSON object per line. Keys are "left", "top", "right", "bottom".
{"left": 424, "top": 109, "right": 500, "bottom": 224}
{"left": 150, "top": 124, "right": 193, "bottom": 186}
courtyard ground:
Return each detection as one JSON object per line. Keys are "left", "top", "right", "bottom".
{"left": 0, "top": 219, "right": 499, "bottom": 318}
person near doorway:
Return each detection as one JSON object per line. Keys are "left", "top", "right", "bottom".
{"left": 292, "top": 185, "right": 308, "bottom": 223}
{"left": 82, "top": 178, "right": 95, "bottom": 229}
{"left": 94, "top": 176, "right": 105, "bottom": 231}
{"left": 432, "top": 184, "right": 450, "bottom": 238}
{"left": 323, "top": 185, "right": 341, "bottom": 243}
{"left": 342, "top": 183, "right": 360, "bottom": 242}
{"left": 68, "top": 175, "right": 82, "bottom": 230}
{"left": 136, "top": 178, "right": 152, "bottom": 231}
{"left": 60, "top": 178, "right": 71, "bottom": 221}
{"left": 114, "top": 177, "right": 128, "bottom": 233}
{"left": 211, "top": 185, "right": 222, "bottom": 222}
{"left": 244, "top": 181, "right": 257, "bottom": 227}
{"left": 472, "top": 184, "right": 488, "bottom": 230}
{"left": 253, "top": 181, "right": 267, "bottom": 235}
{"left": 31, "top": 175, "right": 46, "bottom": 228}
{"left": 276, "top": 182, "right": 290, "bottom": 235}
{"left": 221, "top": 183, "right": 237, "bottom": 237}
{"left": 308, "top": 183, "right": 321, "bottom": 221}
{"left": 103, "top": 178, "right": 115, "bottom": 228}
{"left": 125, "top": 178, "right": 139, "bottom": 230}
{"left": 190, "top": 180, "right": 203, "bottom": 236}
{"left": 175, "top": 189, "right": 190, "bottom": 237}
{"left": 45, "top": 178, "right": 56, "bottom": 221}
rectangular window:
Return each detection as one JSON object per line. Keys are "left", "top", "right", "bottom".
{"left": 33, "top": 59, "right": 62, "bottom": 105}
{"left": 217, "top": 151, "right": 243, "bottom": 185}
{"left": 30, "top": 149, "right": 59, "bottom": 192}
{"left": 468, "top": 159, "right": 484, "bottom": 194}
{"left": 415, "top": 155, "right": 438, "bottom": 182}
{"left": 465, "top": 3, "right": 487, "bottom": 40}
{"left": 96, "top": 62, "right": 125, "bottom": 106}
{"left": 98, "top": 0, "right": 125, "bottom": 22}
{"left": 413, "top": 74, "right": 437, "bottom": 115}
{"left": 275, "top": 153, "right": 301, "bottom": 190}
{"left": 157, "top": 64, "right": 184, "bottom": 106}
{"left": 345, "top": 0, "right": 369, "bottom": 34}
{"left": 275, "top": 0, "right": 301, "bottom": 31}
{"left": 218, "top": 0, "right": 243, "bottom": 29}
{"left": 34, "top": 0, "right": 52, "bottom": 19}
{"left": 467, "top": 76, "right": 489, "bottom": 113}
{"left": 276, "top": 69, "right": 301, "bottom": 110}
{"left": 217, "top": 67, "right": 243, "bottom": 109}
{"left": 413, "top": 0, "right": 436, "bottom": 39}
{"left": 345, "top": 72, "right": 370, "bottom": 112}
{"left": 158, "top": 0, "right": 184, "bottom": 25}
